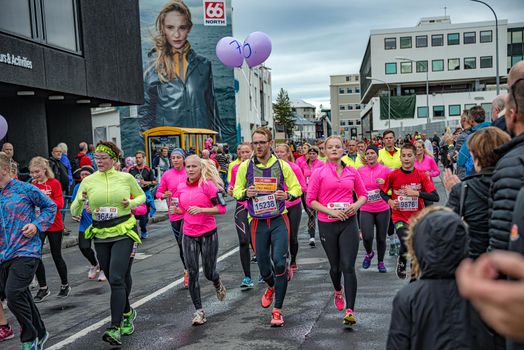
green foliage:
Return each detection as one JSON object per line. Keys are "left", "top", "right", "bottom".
{"left": 273, "top": 88, "right": 295, "bottom": 138}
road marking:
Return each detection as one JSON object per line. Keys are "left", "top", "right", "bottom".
{"left": 133, "top": 252, "right": 152, "bottom": 260}
{"left": 48, "top": 246, "right": 240, "bottom": 350}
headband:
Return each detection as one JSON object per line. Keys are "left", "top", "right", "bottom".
{"left": 95, "top": 144, "right": 118, "bottom": 159}
{"left": 171, "top": 148, "right": 186, "bottom": 159}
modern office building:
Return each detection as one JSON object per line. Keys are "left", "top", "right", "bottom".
{"left": 508, "top": 23, "right": 524, "bottom": 73}
{"left": 330, "top": 74, "right": 363, "bottom": 139}
{"left": 0, "top": 0, "right": 143, "bottom": 169}
{"left": 359, "top": 16, "right": 509, "bottom": 138}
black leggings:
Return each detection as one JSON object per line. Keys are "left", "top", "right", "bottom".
{"left": 360, "top": 210, "right": 390, "bottom": 262}
{"left": 318, "top": 217, "right": 360, "bottom": 310}
{"left": 287, "top": 202, "right": 302, "bottom": 263}
{"left": 79, "top": 231, "right": 98, "bottom": 267}
{"left": 182, "top": 231, "right": 220, "bottom": 310}
{"left": 234, "top": 203, "right": 251, "bottom": 278}
{"left": 36, "top": 230, "right": 68, "bottom": 287}
{"left": 301, "top": 195, "right": 316, "bottom": 238}
{"left": 396, "top": 224, "right": 409, "bottom": 264}
{"left": 170, "top": 220, "right": 186, "bottom": 270}
{"left": 95, "top": 237, "right": 134, "bottom": 327}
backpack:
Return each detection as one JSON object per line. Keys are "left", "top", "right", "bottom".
{"left": 72, "top": 154, "right": 83, "bottom": 173}
{"left": 50, "top": 158, "right": 69, "bottom": 191}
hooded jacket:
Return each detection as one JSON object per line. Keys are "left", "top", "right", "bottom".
{"left": 387, "top": 211, "right": 470, "bottom": 350}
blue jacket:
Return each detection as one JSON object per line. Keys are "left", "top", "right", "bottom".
{"left": 71, "top": 183, "right": 92, "bottom": 232}
{"left": 60, "top": 153, "right": 73, "bottom": 186}
{"left": 0, "top": 179, "right": 57, "bottom": 264}
{"left": 457, "top": 121, "right": 492, "bottom": 167}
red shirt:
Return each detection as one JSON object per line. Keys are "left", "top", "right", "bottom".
{"left": 32, "top": 178, "right": 65, "bottom": 231}
{"left": 382, "top": 168, "right": 435, "bottom": 224}
{"left": 76, "top": 152, "right": 93, "bottom": 167}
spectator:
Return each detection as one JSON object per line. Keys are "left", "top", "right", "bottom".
{"left": 432, "top": 132, "right": 440, "bottom": 145}
{"left": 152, "top": 147, "right": 170, "bottom": 176}
{"left": 491, "top": 94, "right": 507, "bottom": 133}
{"left": 57, "top": 142, "right": 73, "bottom": 191}
{"left": 1, "top": 143, "right": 17, "bottom": 167}
{"left": 214, "top": 146, "right": 230, "bottom": 189}
{"left": 457, "top": 106, "right": 491, "bottom": 177}
{"left": 202, "top": 149, "right": 219, "bottom": 169}
{"left": 454, "top": 110, "right": 473, "bottom": 179}
{"left": 421, "top": 133, "right": 433, "bottom": 154}
{"left": 48, "top": 147, "right": 70, "bottom": 193}
{"left": 86, "top": 144, "right": 97, "bottom": 170}
{"left": 73, "top": 142, "right": 93, "bottom": 172}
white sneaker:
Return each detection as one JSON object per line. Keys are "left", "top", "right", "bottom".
{"left": 88, "top": 265, "right": 99, "bottom": 280}
{"left": 192, "top": 309, "right": 207, "bottom": 326}
{"left": 309, "top": 238, "right": 316, "bottom": 247}
{"left": 98, "top": 270, "right": 107, "bottom": 282}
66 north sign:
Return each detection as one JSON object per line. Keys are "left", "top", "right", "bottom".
{"left": 204, "top": 0, "right": 226, "bottom": 26}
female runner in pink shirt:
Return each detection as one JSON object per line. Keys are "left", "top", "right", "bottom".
{"left": 357, "top": 145, "right": 391, "bottom": 273}
{"left": 155, "top": 148, "right": 188, "bottom": 288}
{"left": 300, "top": 146, "right": 324, "bottom": 247}
{"left": 275, "top": 144, "right": 307, "bottom": 274}
{"left": 173, "top": 155, "right": 227, "bottom": 326}
{"left": 306, "top": 136, "right": 367, "bottom": 327}
{"left": 414, "top": 140, "right": 440, "bottom": 207}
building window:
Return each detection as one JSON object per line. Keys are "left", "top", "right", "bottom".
{"left": 339, "top": 105, "right": 346, "bottom": 111}
{"left": 348, "top": 120, "right": 354, "bottom": 126}
{"left": 355, "top": 87, "right": 360, "bottom": 93}
{"left": 347, "top": 88, "right": 353, "bottom": 94}
{"left": 400, "top": 36, "right": 412, "bottom": 49}
{"left": 432, "top": 59, "right": 444, "bottom": 72}
{"left": 464, "top": 32, "right": 476, "bottom": 44}
{"left": 416, "top": 61, "right": 428, "bottom": 73}
{"left": 416, "top": 35, "right": 428, "bottom": 48}
{"left": 512, "top": 55, "right": 524, "bottom": 67}
{"left": 339, "top": 88, "right": 345, "bottom": 94}
{"left": 355, "top": 75, "right": 359, "bottom": 81}
{"left": 417, "top": 106, "right": 428, "bottom": 118}
{"left": 482, "top": 103, "right": 492, "bottom": 120}
{"left": 385, "top": 62, "right": 397, "bottom": 74}
{"left": 512, "top": 30, "right": 523, "bottom": 44}
{"left": 480, "top": 56, "right": 493, "bottom": 68}
{"left": 356, "top": 120, "right": 361, "bottom": 125}
{"left": 356, "top": 104, "right": 361, "bottom": 110}
{"left": 385, "top": 37, "right": 396, "bottom": 50}
{"left": 464, "top": 57, "right": 476, "bottom": 69}
{"left": 465, "top": 103, "right": 477, "bottom": 110}
{"left": 433, "top": 105, "right": 445, "bottom": 118}
{"left": 44, "top": 0, "right": 79, "bottom": 52}
{"left": 0, "top": 1, "right": 32, "bottom": 38}
{"left": 432, "top": 34, "right": 444, "bottom": 46}
{"left": 348, "top": 105, "right": 353, "bottom": 110}
{"left": 448, "top": 58, "right": 460, "bottom": 71}
{"left": 480, "top": 30, "right": 493, "bottom": 43}
{"left": 447, "top": 33, "right": 460, "bottom": 45}
{"left": 340, "top": 120, "right": 346, "bottom": 126}
{"left": 345, "top": 76, "right": 350, "bottom": 82}
{"left": 449, "top": 104, "right": 461, "bottom": 116}
{"left": 401, "top": 61, "right": 412, "bottom": 74}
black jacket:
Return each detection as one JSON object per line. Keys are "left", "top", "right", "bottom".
{"left": 387, "top": 211, "right": 470, "bottom": 350}
{"left": 489, "top": 132, "right": 524, "bottom": 251}
{"left": 447, "top": 169, "right": 493, "bottom": 259}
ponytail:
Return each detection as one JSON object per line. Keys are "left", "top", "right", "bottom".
{"left": 186, "top": 155, "right": 224, "bottom": 191}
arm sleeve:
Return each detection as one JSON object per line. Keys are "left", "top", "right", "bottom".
{"left": 51, "top": 180, "right": 64, "bottom": 210}
{"left": 128, "top": 176, "right": 146, "bottom": 208}
{"left": 229, "top": 166, "right": 238, "bottom": 189}
{"left": 457, "top": 141, "right": 470, "bottom": 167}
{"left": 353, "top": 171, "right": 368, "bottom": 199}
{"left": 227, "top": 162, "right": 235, "bottom": 183}
{"left": 305, "top": 169, "right": 321, "bottom": 207}
{"left": 232, "top": 161, "right": 249, "bottom": 200}
{"left": 429, "top": 157, "right": 440, "bottom": 177}
{"left": 380, "top": 190, "right": 392, "bottom": 202}
{"left": 386, "top": 291, "right": 412, "bottom": 350}
{"left": 294, "top": 167, "right": 308, "bottom": 193}
{"left": 419, "top": 190, "right": 439, "bottom": 202}
{"left": 281, "top": 161, "right": 302, "bottom": 199}
{"left": 206, "top": 182, "right": 226, "bottom": 214}
{"left": 29, "top": 185, "right": 57, "bottom": 232}
{"left": 156, "top": 175, "right": 168, "bottom": 199}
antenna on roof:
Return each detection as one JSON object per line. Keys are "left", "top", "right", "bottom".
{"left": 443, "top": 6, "right": 448, "bottom": 16}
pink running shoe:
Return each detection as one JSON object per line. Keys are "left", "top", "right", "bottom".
{"left": 270, "top": 308, "right": 284, "bottom": 327}
{"left": 0, "top": 323, "right": 14, "bottom": 342}
{"left": 334, "top": 289, "right": 345, "bottom": 311}
{"left": 88, "top": 265, "right": 99, "bottom": 280}
{"left": 261, "top": 287, "right": 275, "bottom": 308}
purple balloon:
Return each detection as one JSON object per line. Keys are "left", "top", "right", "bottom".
{"left": 216, "top": 37, "right": 244, "bottom": 68}
{"left": 243, "top": 32, "right": 272, "bottom": 68}
{"left": 0, "top": 115, "right": 7, "bottom": 140}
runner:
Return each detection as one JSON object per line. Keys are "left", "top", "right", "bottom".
{"left": 0, "top": 152, "right": 56, "bottom": 349}
{"left": 357, "top": 145, "right": 391, "bottom": 272}
{"left": 226, "top": 144, "right": 243, "bottom": 186}
{"left": 307, "top": 135, "right": 367, "bottom": 327}
{"left": 71, "top": 141, "right": 145, "bottom": 346}
{"left": 172, "top": 155, "right": 227, "bottom": 326}
{"left": 227, "top": 143, "right": 255, "bottom": 290}
{"left": 156, "top": 148, "right": 189, "bottom": 288}
{"left": 316, "top": 139, "right": 327, "bottom": 161}
{"left": 341, "top": 139, "right": 364, "bottom": 169}
{"left": 295, "top": 143, "right": 310, "bottom": 169}
{"left": 299, "top": 146, "right": 324, "bottom": 247}
{"left": 275, "top": 143, "right": 307, "bottom": 274}
{"left": 29, "top": 156, "right": 71, "bottom": 302}
{"left": 380, "top": 143, "right": 439, "bottom": 279}
{"left": 233, "top": 127, "right": 302, "bottom": 327}
{"left": 414, "top": 140, "right": 440, "bottom": 181}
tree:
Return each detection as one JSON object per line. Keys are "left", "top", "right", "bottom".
{"left": 273, "top": 88, "right": 295, "bottom": 139}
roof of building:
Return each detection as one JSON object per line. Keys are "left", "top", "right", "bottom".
{"left": 291, "top": 99, "right": 316, "bottom": 109}
{"left": 292, "top": 113, "right": 316, "bottom": 125}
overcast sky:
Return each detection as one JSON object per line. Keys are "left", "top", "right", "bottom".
{"left": 232, "top": 0, "right": 524, "bottom": 109}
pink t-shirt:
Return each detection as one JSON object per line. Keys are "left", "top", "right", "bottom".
{"left": 358, "top": 164, "right": 391, "bottom": 213}
{"left": 414, "top": 155, "right": 440, "bottom": 181}
{"left": 156, "top": 167, "right": 187, "bottom": 222}
{"left": 229, "top": 162, "right": 247, "bottom": 209}
{"left": 295, "top": 156, "right": 306, "bottom": 169}
{"left": 299, "top": 159, "right": 324, "bottom": 184}
{"left": 306, "top": 162, "right": 367, "bottom": 223}
{"left": 286, "top": 161, "right": 307, "bottom": 208}
{"left": 175, "top": 180, "right": 226, "bottom": 237}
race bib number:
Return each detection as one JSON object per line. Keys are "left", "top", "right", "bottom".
{"left": 169, "top": 197, "right": 179, "bottom": 215}
{"left": 367, "top": 189, "right": 381, "bottom": 203}
{"left": 327, "top": 202, "right": 350, "bottom": 219}
{"left": 94, "top": 207, "right": 118, "bottom": 221}
{"left": 254, "top": 177, "right": 277, "bottom": 194}
{"left": 398, "top": 196, "right": 418, "bottom": 211}
{"left": 253, "top": 194, "right": 278, "bottom": 216}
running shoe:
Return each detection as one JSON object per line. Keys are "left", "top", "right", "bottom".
{"left": 0, "top": 323, "right": 14, "bottom": 341}
{"left": 121, "top": 308, "right": 137, "bottom": 336}
{"left": 140, "top": 231, "right": 149, "bottom": 239}
{"left": 250, "top": 255, "right": 257, "bottom": 263}
{"left": 334, "top": 289, "right": 345, "bottom": 311}
{"left": 192, "top": 309, "right": 207, "bottom": 326}
{"left": 362, "top": 251, "right": 375, "bottom": 269}
{"left": 57, "top": 285, "right": 71, "bottom": 298}
{"left": 215, "top": 280, "right": 226, "bottom": 301}
{"left": 183, "top": 270, "right": 189, "bottom": 289}
{"left": 102, "top": 326, "right": 121, "bottom": 346}
{"left": 389, "top": 243, "right": 396, "bottom": 256}
{"left": 309, "top": 238, "right": 316, "bottom": 247}
{"left": 98, "top": 270, "right": 107, "bottom": 282}
{"left": 36, "top": 331, "right": 49, "bottom": 350}
{"left": 378, "top": 262, "right": 387, "bottom": 273}
{"left": 258, "top": 275, "right": 265, "bottom": 284}
{"left": 270, "top": 308, "right": 284, "bottom": 327}
{"left": 261, "top": 287, "right": 275, "bottom": 308}
{"left": 88, "top": 265, "right": 99, "bottom": 280}
{"left": 290, "top": 261, "right": 298, "bottom": 272}
{"left": 343, "top": 309, "right": 357, "bottom": 327}
{"left": 21, "top": 339, "right": 38, "bottom": 350}
{"left": 34, "top": 288, "right": 50, "bottom": 303}
{"left": 240, "top": 277, "right": 254, "bottom": 291}
{"left": 396, "top": 258, "right": 407, "bottom": 279}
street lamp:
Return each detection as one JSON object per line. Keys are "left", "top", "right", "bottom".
{"left": 470, "top": 0, "right": 500, "bottom": 95}
{"left": 366, "top": 76, "right": 391, "bottom": 128}
{"left": 396, "top": 56, "right": 430, "bottom": 130}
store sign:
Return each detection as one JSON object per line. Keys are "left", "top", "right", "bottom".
{"left": 203, "top": 0, "right": 226, "bottom": 26}
{"left": 0, "top": 52, "right": 32, "bottom": 69}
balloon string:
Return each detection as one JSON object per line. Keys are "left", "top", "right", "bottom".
{"left": 240, "top": 67, "right": 259, "bottom": 118}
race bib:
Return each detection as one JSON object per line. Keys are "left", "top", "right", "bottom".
{"left": 367, "top": 189, "right": 381, "bottom": 203}
{"left": 254, "top": 177, "right": 277, "bottom": 194}
{"left": 94, "top": 207, "right": 118, "bottom": 221}
{"left": 169, "top": 197, "right": 179, "bottom": 214}
{"left": 398, "top": 196, "right": 418, "bottom": 211}
{"left": 253, "top": 194, "right": 278, "bottom": 216}
{"left": 327, "top": 202, "right": 350, "bottom": 219}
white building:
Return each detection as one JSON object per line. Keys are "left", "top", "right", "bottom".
{"left": 330, "top": 74, "right": 363, "bottom": 139}
{"left": 359, "top": 16, "right": 508, "bottom": 138}
{"left": 291, "top": 113, "right": 316, "bottom": 142}
{"left": 91, "top": 106, "right": 122, "bottom": 149}
{"left": 234, "top": 65, "right": 273, "bottom": 143}
{"left": 291, "top": 99, "right": 316, "bottom": 121}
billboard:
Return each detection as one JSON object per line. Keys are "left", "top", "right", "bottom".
{"left": 120, "top": 0, "right": 236, "bottom": 157}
